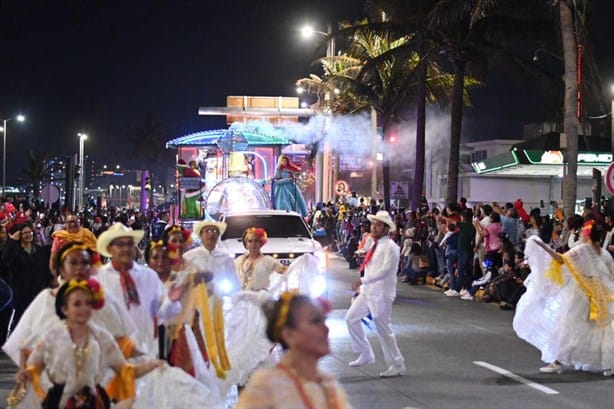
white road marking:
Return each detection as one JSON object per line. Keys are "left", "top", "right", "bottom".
{"left": 474, "top": 361, "right": 559, "bottom": 395}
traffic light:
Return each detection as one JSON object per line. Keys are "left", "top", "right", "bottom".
{"left": 74, "top": 164, "right": 81, "bottom": 177}
{"left": 388, "top": 133, "right": 398, "bottom": 144}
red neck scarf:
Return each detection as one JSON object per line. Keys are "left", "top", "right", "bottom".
{"left": 112, "top": 261, "right": 140, "bottom": 309}
{"left": 359, "top": 239, "right": 378, "bottom": 272}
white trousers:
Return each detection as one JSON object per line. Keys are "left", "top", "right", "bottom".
{"left": 345, "top": 293, "right": 404, "bottom": 367}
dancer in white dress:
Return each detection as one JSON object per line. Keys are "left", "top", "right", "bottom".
{"left": 513, "top": 221, "right": 614, "bottom": 374}
{"left": 16, "top": 279, "right": 163, "bottom": 409}
{"left": 235, "top": 227, "right": 287, "bottom": 291}
{"left": 5, "top": 241, "right": 224, "bottom": 409}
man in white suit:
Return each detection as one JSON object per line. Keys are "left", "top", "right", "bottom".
{"left": 345, "top": 210, "right": 406, "bottom": 378}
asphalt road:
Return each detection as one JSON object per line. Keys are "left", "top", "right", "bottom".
{"left": 1, "top": 254, "right": 612, "bottom": 408}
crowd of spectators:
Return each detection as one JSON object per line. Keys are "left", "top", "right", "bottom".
{"left": 318, "top": 195, "right": 614, "bottom": 311}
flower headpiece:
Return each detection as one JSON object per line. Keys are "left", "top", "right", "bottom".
{"left": 243, "top": 227, "right": 268, "bottom": 246}
{"left": 582, "top": 219, "right": 596, "bottom": 237}
{"left": 57, "top": 242, "right": 102, "bottom": 268}
{"left": 149, "top": 240, "right": 165, "bottom": 250}
{"left": 61, "top": 279, "right": 105, "bottom": 312}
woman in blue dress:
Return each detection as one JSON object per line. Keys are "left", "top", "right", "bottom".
{"left": 273, "top": 155, "right": 308, "bottom": 217}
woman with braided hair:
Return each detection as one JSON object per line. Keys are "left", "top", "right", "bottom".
{"left": 236, "top": 291, "right": 351, "bottom": 409}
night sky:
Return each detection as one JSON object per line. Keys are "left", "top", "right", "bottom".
{"left": 0, "top": 1, "right": 612, "bottom": 184}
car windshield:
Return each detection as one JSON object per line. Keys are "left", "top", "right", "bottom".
{"left": 222, "top": 214, "right": 311, "bottom": 239}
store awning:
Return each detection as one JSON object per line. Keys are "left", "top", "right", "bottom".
{"left": 165, "top": 129, "right": 291, "bottom": 149}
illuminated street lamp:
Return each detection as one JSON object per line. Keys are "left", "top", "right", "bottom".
{"left": 301, "top": 23, "right": 336, "bottom": 203}
{"left": 0, "top": 114, "right": 25, "bottom": 196}
{"left": 77, "top": 133, "right": 88, "bottom": 209}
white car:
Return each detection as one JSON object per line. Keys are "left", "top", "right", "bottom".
{"left": 219, "top": 209, "right": 327, "bottom": 271}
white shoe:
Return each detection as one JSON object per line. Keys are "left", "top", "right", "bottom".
{"left": 379, "top": 364, "right": 406, "bottom": 378}
{"left": 539, "top": 363, "right": 562, "bottom": 374}
{"left": 349, "top": 354, "right": 375, "bottom": 367}
{"left": 461, "top": 293, "right": 473, "bottom": 300}
{"left": 459, "top": 289, "right": 469, "bottom": 296}
{"left": 445, "top": 290, "right": 460, "bottom": 297}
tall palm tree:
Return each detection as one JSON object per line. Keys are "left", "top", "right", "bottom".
{"left": 558, "top": 0, "right": 579, "bottom": 216}
{"left": 298, "top": 21, "right": 466, "bottom": 208}
{"left": 556, "top": 0, "right": 603, "bottom": 216}
{"left": 428, "top": 0, "right": 550, "bottom": 203}
{"left": 22, "top": 150, "right": 56, "bottom": 200}
{"left": 127, "top": 114, "right": 174, "bottom": 191}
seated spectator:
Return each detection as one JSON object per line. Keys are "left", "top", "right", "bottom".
{"left": 402, "top": 243, "right": 428, "bottom": 284}
{"left": 465, "top": 259, "right": 498, "bottom": 300}
{"left": 345, "top": 229, "right": 360, "bottom": 269}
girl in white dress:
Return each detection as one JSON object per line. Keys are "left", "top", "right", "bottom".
{"left": 16, "top": 278, "right": 163, "bottom": 409}
{"left": 5, "top": 241, "right": 224, "bottom": 409}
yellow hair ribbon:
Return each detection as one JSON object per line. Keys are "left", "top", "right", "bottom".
{"left": 64, "top": 279, "right": 105, "bottom": 309}
{"left": 274, "top": 290, "right": 299, "bottom": 342}
{"left": 59, "top": 243, "right": 90, "bottom": 263}
{"left": 149, "top": 240, "right": 165, "bottom": 250}
{"left": 168, "top": 225, "right": 183, "bottom": 234}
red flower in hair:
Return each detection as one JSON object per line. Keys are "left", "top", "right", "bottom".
{"left": 86, "top": 278, "right": 105, "bottom": 310}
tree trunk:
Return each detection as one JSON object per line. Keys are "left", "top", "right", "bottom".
{"left": 446, "top": 59, "right": 466, "bottom": 204}
{"left": 382, "top": 120, "right": 391, "bottom": 211}
{"left": 560, "top": 0, "right": 578, "bottom": 217}
{"left": 411, "top": 59, "right": 427, "bottom": 211}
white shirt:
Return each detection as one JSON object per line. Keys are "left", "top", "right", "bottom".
{"left": 361, "top": 236, "right": 400, "bottom": 302}
{"left": 183, "top": 245, "right": 241, "bottom": 295}
{"left": 96, "top": 262, "right": 181, "bottom": 356}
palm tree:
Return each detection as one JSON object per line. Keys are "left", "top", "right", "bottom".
{"left": 428, "top": 0, "right": 551, "bottom": 203}
{"left": 127, "top": 114, "right": 174, "bottom": 197}
{"left": 298, "top": 21, "right": 465, "bottom": 208}
{"left": 556, "top": 0, "right": 603, "bottom": 216}
{"left": 22, "top": 150, "right": 56, "bottom": 200}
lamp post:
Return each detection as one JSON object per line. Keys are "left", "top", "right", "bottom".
{"left": 0, "top": 114, "right": 25, "bottom": 197}
{"left": 77, "top": 133, "right": 88, "bottom": 209}
{"left": 301, "top": 23, "right": 335, "bottom": 203}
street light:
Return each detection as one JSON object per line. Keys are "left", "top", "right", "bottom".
{"left": 301, "top": 23, "right": 335, "bottom": 203}
{"left": 78, "top": 133, "right": 88, "bottom": 209}
{"left": 1, "top": 115, "right": 25, "bottom": 197}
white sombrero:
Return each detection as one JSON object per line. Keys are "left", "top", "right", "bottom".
{"left": 193, "top": 219, "right": 227, "bottom": 236}
{"left": 367, "top": 210, "right": 397, "bottom": 230}
{"left": 96, "top": 222, "right": 145, "bottom": 257}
